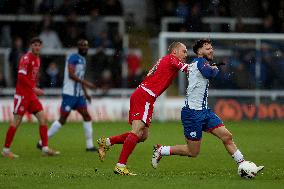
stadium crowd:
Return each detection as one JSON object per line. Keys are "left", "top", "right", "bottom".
{"left": 0, "top": 0, "right": 284, "bottom": 90}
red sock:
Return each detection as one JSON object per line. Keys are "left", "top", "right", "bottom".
{"left": 118, "top": 133, "right": 139, "bottom": 165}
{"left": 4, "top": 125, "right": 17, "bottom": 148}
{"left": 39, "top": 125, "right": 48, "bottom": 147}
{"left": 110, "top": 132, "right": 130, "bottom": 145}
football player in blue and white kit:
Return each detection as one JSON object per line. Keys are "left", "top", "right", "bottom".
{"left": 38, "top": 39, "right": 97, "bottom": 152}
{"left": 151, "top": 39, "right": 264, "bottom": 173}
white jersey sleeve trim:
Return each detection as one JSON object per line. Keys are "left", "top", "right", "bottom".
{"left": 180, "top": 64, "right": 188, "bottom": 72}
{"left": 18, "top": 70, "right": 27, "bottom": 75}
{"left": 140, "top": 86, "right": 157, "bottom": 97}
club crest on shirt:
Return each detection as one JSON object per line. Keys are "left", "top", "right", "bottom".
{"left": 65, "top": 106, "right": 71, "bottom": 111}
{"left": 133, "top": 113, "right": 140, "bottom": 116}
{"left": 19, "top": 106, "right": 24, "bottom": 112}
{"left": 190, "top": 131, "right": 197, "bottom": 138}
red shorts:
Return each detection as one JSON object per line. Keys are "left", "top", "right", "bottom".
{"left": 13, "top": 94, "right": 43, "bottom": 116}
{"left": 129, "top": 87, "right": 156, "bottom": 127}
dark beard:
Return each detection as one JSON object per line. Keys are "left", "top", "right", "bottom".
{"left": 203, "top": 55, "right": 212, "bottom": 61}
{"left": 79, "top": 49, "right": 87, "bottom": 56}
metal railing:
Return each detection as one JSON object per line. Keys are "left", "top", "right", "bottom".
{"left": 161, "top": 16, "right": 263, "bottom": 31}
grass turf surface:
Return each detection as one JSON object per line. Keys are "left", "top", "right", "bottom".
{"left": 0, "top": 121, "right": 283, "bottom": 189}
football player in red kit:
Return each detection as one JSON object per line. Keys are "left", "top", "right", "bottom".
{"left": 2, "top": 37, "right": 59, "bottom": 159}
{"left": 97, "top": 42, "right": 189, "bottom": 175}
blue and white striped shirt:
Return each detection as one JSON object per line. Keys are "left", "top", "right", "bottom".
{"left": 62, "top": 53, "right": 86, "bottom": 97}
{"left": 185, "top": 57, "right": 219, "bottom": 110}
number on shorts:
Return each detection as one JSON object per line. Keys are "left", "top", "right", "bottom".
{"left": 14, "top": 94, "right": 22, "bottom": 113}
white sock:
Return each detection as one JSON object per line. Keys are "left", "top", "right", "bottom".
{"left": 83, "top": 121, "right": 93, "bottom": 149}
{"left": 3, "top": 147, "right": 10, "bottom": 153}
{"left": 39, "top": 120, "right": 62, "bottom": 145}
{"left": 116, "top": 163, "right": 126, "bottom": 167}
{"left": 160, "top": 146, "right": 171, "bottom": 156}
{"left": 48, "top": 120, "right": 62, "bottom": 138}
{"left": 106, "top": 138, "right": 111, "bottom": 146}
{"left": 232, "top": 149, "right": 245, "bottom": 164}
{"left": 42, "top": 146, "right": 49, "bottom": 152}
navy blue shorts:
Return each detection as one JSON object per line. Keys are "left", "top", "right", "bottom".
{"left": 181, "top": 106, "right": 224, "bottom": 141}
{"left": 60, "top": 94, "right": 87, "bottom": 113}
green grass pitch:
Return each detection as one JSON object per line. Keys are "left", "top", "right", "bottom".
{"left": 0, "top": 121, "right": 283, "bottom": 189}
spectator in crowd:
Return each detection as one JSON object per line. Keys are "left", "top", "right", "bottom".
{"left": 126, "top": 49, "right": 143, "bottom": 88}
{"left": 210, "top": 57, "right": 235, "bottom": 89}
{"left": 0, "top": 0, "right": 34, "bottom": 14}
{"left": 0, "top": 25, "right": 12, "bottom": 47}
{"left": 0, "top": 72, "right": 7, "bottom": 88}
{"left": 276, "top": 0, "right": 284, "bottom": 32}
{"left": 37, "top": 0, "right": 56, "bottom": 14}
{"left": 234, "top": 17, "right": 245, "bottom": 33}
{"left": 91, "top": 47, "right": 111, "bottom": 84}
{"left": 259, "top": 45, "right": 284, "bottom": 89}
{"left": 261, "top": 14, "right": 276, "bottom": 33}
{"left": 37, "top": 0, "right": 65, "bottom": 14}
{"left": 101, "top": 0, "right": 123, "bottom": 16}
{"left": 9, "top": 37, "right": 26, "bottom": 86}
{"left": 60, "top": 10, "right": 83, "bottom": 47}
{"left": 242, "top": 50, "right": 256, "bottom": 89}
{"left": 75, "top": 0, "right": 99, "bottom": 15}
{"left": 185, "top": 3, "right": 202, "bottom": 32}
{"left": 209, "top": 51, "right": 252, "bottom": 89}
{"left": 160, "top": 0, "right": 176, "bottom": 17}
{"left": 39, "top": 15, "right": 62, "bottom": 49}
{"left": 45, "top": 61, "right": 61, "bottom": 88}
{"left": 100, "top": 69, "right": 113, "bottom": 91}
{"left": 85, "top": 8, "right": 108, "bottom": 48}
{"left": 175, "top": 0, "right": 189, "bottom": 19}
{"left": 259, "top": 0, "right": 271, "bottom": 16}
{"left": 152, "top": 0, "right": 175, "bottom": 26}
{"left": 56, "top": 0, "right": 75, "bottom": 15}
{"left": 62, "top": 24, "right": 82, "bottom": 48}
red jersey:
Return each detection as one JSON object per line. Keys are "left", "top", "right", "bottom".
{"left": 15, "top": 52, "right": 41, "bottom": 96}
{"left": 140, "top": 54, "right": 188, "bottom": 97}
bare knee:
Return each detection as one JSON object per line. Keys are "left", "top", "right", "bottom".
{"left": 38, "top": 117, "right": 46, "bottom": 125}
{"left": 131, "top": 120, "right": 148, "bottom": 142}
{"left": 139, "top": 135, "right": 148, "bottom": 143}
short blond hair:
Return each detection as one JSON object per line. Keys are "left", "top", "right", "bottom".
{"left": 168, "top": 42, "right": 183, "bottom": 53}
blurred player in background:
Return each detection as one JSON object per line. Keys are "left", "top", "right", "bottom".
{"left": 37, "top": 39, "right": 97, "bottom": 152}
{"left": 97, "top": 42, "right": 189, "bottom": 175}
{"left": 151, "top": 39, "right": 264, "bottom": 173}
{"left": 2, "top": 37, "right": 59, "bottom": 159}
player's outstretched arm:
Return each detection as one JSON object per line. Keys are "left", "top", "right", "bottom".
{"left": 211, "top": 62, "right": 226, "bottom": 67}
{"left": 33, "top": 87, "right": 45, "bottom": 96}
{"left": 68, "top": 64, "right": 95, "bottom": 89}
{"left": 81, "top": 80, "right": 95, "bottom": 89}
{"left": 82, "top": 82, "right": 93, "bottom": 103}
